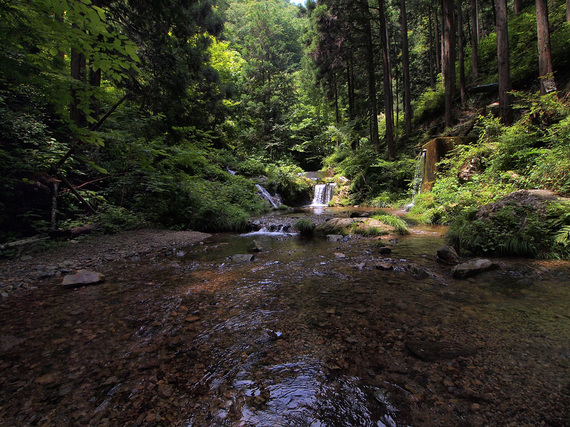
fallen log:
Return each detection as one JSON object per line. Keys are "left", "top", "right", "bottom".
{"left": 49, "top": 224, "right": 99, "bottom": 240}
{"left": 0, "top": 236, "right": 50, "bottom": 251}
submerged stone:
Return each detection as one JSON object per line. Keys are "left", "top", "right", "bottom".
{"left": 248, "top": 240, "right": 264, "bottom": 253}
{"left": 451, "top": 259, "right": 499, "bottom": 279}
{"left": 61, "top": 270, "right": 104, "bottom": 288}
{"left": 231, "top": 254, "right": 255, "bottom": 263}
{"left": 406, "top": 339, "right": 475, "bottom": 361}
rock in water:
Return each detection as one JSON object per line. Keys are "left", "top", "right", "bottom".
{"left": 61, "top": 270, "right": 105, "bottom": 288}
{"left": 230, "top": 254, "right": 255, "bottom": 263}
{"left": 451, "top": 259, "right": 499, "bottom": 279}
{"left": 248, "top": 240, "right": 264, "bottom": 253}
{"left": 436, "top": 245, "right": 460, "bottom": 265}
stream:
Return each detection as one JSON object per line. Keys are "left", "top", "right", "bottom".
{"left": 0, "top": 207, "right": 569, "bottom": 426}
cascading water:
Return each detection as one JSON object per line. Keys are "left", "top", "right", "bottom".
{"left": 311, "top": 183, "right": 336, "bottom": 207}
{"left": 256, "top": 184, "right": 282, "bottom": 209}
{"left": 404, "top": 149, "right": 426, "bottom": 211}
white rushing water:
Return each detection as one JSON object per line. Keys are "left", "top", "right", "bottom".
{"left": 404, "top": 150, "right": 426, "bottom": 211}
{"left": 311, "top": 183, "right": 336, "bottom": 207}
{"left": 256, "top": 184, "right": 282, "bottom": 209}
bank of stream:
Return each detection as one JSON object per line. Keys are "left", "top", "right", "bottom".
{"left": 0, "top": 207, "right": 569, "bottom": 426}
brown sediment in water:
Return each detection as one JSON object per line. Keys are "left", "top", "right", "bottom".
{"left": 0, "top": 217, "right": 568, "bottom": 425}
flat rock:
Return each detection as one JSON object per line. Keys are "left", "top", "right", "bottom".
{"left": 61, "top": 270, "right": 105, "bottom": 288}
{"left": 326, "top": 235, "right": 344, "bottom": 242}
{"left": 451, "top": 259, "right": 499, "bottom": 279}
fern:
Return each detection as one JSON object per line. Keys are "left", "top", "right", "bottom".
{"left": 554, "top": 226, "right": 570, "bottom": 247}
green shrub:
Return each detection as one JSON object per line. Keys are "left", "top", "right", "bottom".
{"left": 446, "top": 201, "right": 570, "bottom": 259}
{"left": 412, "top": 81, "right": 445, "bottom": 124}
{"left": 295, "top": 219, "right": 316, "bottom": 236}
{"left": 266, "top": 163, "right": 312, "bottom": 206}
{"left": 96, "top": 205, "right": 148, "bottom": 234}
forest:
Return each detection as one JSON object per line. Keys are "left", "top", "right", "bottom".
{"left": 1, "top": 0, "right": 570, "bottom": 259}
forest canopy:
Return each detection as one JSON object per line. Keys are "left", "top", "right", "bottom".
{"left": 1, "top": 0, "right": 569, "bottom": 257}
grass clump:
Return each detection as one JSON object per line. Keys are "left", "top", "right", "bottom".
{"left": 295, "top": 219, "right": 316, "bottom": 237}
{"left": 372, "top": 213, "right": 410, "bottom": 235}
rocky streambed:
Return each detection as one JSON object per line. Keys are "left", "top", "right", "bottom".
{"left": 0, "top": 212, "right": 569, "bottom": 426}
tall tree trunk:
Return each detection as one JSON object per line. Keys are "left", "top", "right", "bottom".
{"left": 70, "top": 48, "right": 87, "bottom": 127}
{"left": 364, "top": 16, "right": 380, "bottom": 150}
{"left": 514, "top": 0, "right": 523, "bottom": 14}
{"left": 378, "top": 0, "right": 395, "bottom": 159}
{"left": 458, "top": 0, "right": 467, "bottom": 104}
{"left": 434, "top": 3, "right": 442, "bottom": 73}
{"left": 347, "top": 54, "right": 356, "bottom": 120}
{"left": 470, "top": 0, "right": 480, "bottom": 81}
{"left": 428, "top": 8, "right": 436, "bottom": 88}
{"left": 334, "top": 75, "right": 340, "bottom": 124}
{"left": 536, "top": 0, "right": 557, "bottom": 94}
{"left": 567, "top": 0, "right": 570, "bottom": 22}
{"left": 89, "top": 65, "right": 102, "bottom": 121}
{"left": 442, "top": 0, "right": 456, "bottom": 128}
{"left": 400, "top": 0, "right": 412, "bottom": 134}
{"left": 496, "top": 0, "right": 512, "bottom": 124}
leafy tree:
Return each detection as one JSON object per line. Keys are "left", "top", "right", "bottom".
{"left": 224, "top": 0, "right": 305, "bottom": 159}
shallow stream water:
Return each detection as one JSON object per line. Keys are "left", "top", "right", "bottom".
{"left": 0, "top": 207, "right": 569, "bottom": 426}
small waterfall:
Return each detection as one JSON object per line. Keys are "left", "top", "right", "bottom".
{"left": 256, "top": 184, "right": 282, "bottom": 209}
{"left": 404, "top": 150, "right": 426, "bottom": 211}
{"left": 311, "top": 183, "right": 336, "bottom": 207}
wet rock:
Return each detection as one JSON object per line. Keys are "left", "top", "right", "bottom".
{"left": 407, "top": 264, "right": 429, "bottom": 279}
{"left": 436, "top": 245, "right": 460, "bottom": 265}
{"left": 378, "top": 247, "right": 392, "bottom": 255}
{"left": 349, "top": 212, "right": 370, "bottom": 218}
{"left": 406, "top": 339, "right": 475, "bottom": 362}
{"left": 375, "top": 262, "right": 393, "bottom": 271}
{"left": 61, "top": 270, "right": 105, "bottom": 288}
{"left": 248, "top": 240, "right": 264, "bottom": 253}
{"left": 451, "top": 259, "right": 499, "bottom": 279}
{"left": 266, "top": 330, "right": 283, "bottom": 340}
{"left": 354, "top": 262, "right": 366, "bottom": 270}
{"left": 326, "top": 235, "right": 344, "bottom": 242}
{"left": 230, "top": 254, "right": 255, "bottom": 263}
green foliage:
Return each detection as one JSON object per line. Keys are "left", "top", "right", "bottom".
{"left": 446, "top": 201, "right": 570, "bottom": 259}
{"left": 266, "top": 163, "right": 312, "bottom": 206}
{"left": 410, "top": 93, "right": 570, "bottom": 228}
{"left": 412, "top": 80, "right": 445, "bottom": 124}
{"left": 351, "top": 224, "right": 387, "bottom": 237}
{"left": 95, "top": 205, "right": 148, "bottom": 235}
{"left": 295, "top": 219, "right": 316, "bottom": 236}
